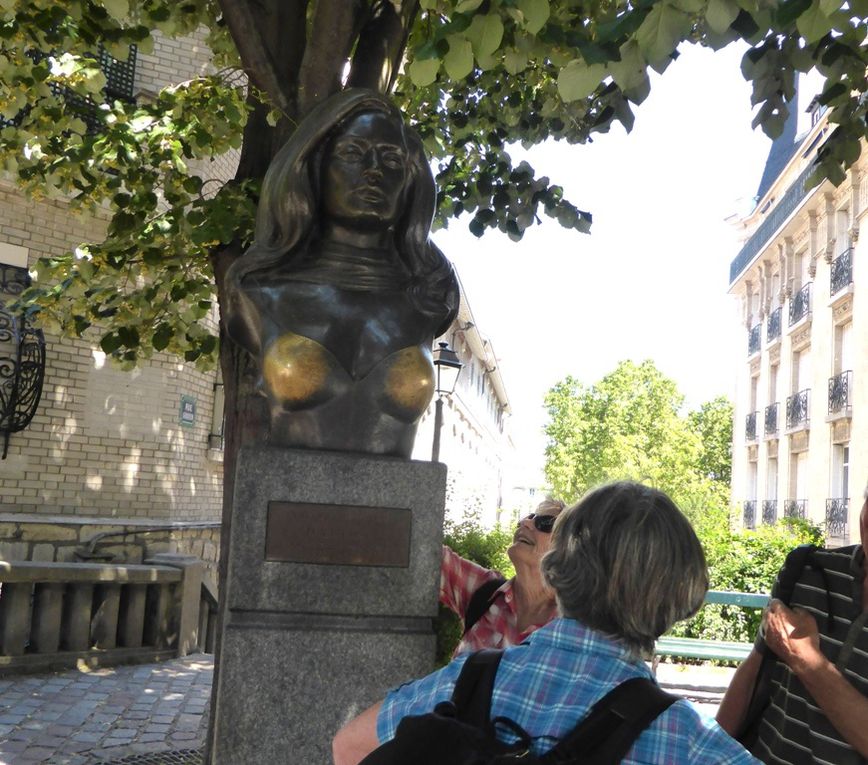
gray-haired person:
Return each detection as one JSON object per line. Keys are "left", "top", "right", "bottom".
{"left": 334, "top": 481, "right": 760, "bottom": 764}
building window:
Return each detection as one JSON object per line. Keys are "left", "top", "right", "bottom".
{"left": 767, "top": 307, "right": 782, "bottom": 343}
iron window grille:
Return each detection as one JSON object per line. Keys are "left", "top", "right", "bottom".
{"left": 766, "top": 307, "right": 782, "bottom": 343}
{"left": 785, "top": 389, "right": 810, "bottom": 430}
{"left": 0, "top": 265, "right": 46, "bottom": 458}
{"left": 748, "top": 324, "right": 761, "bottom": 355}
{"left": 828, "top": 370, "right": 852, "bottom": 416}
{"left": 762, "top": 500, "right": 778, "bottom": 525}
{"left": 788, "top": 283, "right": 812, "bottom": 326}
{"left": 764, "top": 402, "right": 779, "bottom": 437}
{"left": 784, "top": 499, "right": 806, "bottom": 520}
{"left": 825, "top": 498, "right": 848, "bottom": 538}
{"left": 830, "top": 248, "right": 853, "bottom": 296}
{"left": 743, "top": 500, "right": 756, "bottom": 529}
{"left": 745, "top": 411, "right": 758, "bottom": 442}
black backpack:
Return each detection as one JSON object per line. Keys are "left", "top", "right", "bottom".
{"left": 463, "top": 578, "right": 507, "bottom": 636}
{"left": 360, "top": 649, "right": 677, "bottom": 765}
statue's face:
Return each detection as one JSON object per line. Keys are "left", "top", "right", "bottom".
{"left": 321, "top": 111, "right": 408, "bottom": 230}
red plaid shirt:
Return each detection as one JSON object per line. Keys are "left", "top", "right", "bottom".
{"left": 439, "top": 545, "right": 557, "bottom": 656}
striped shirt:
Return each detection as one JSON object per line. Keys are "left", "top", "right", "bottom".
{"left": 378, "top": 617, "right": 760, "bottom": 763}
{"left": 752, "top": 545, "right": 868, "bottom": 765}
{"left": 439, "top": 545, "right": 556, "bottom": 655}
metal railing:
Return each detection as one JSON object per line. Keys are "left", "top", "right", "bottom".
{"left": 788, "top": 283, "right": 812, "bottom": 326}
{"left": 0, "top": 556, "right": 217, "bottom": 675}
{"left": 828, "top": 370, "right": 852, "bottom": 416}
{"left": 786, "top": 389, "right": 810, "bottom": 430}
{"left": 743, "top": 500, "right": 756, "bottom": 529}
{"left": 745, "top": 411, "right": 758, "bottom": 442}
{"left": 826, "top": 498, "right": 848, "bottom": 538}
{"left": 766, "top": 307, "right": 782, "bottom": 343}
{"left": 730, "top": 163, "right": 816, "bottom": 285}
{"left": 830, "top": 248, "right": 853, "bottom": 296}
{"left": 784, "top": 499, "right": 806, "bottom": 520}
{"left": 762, "top": 500, "right": 778, "bottom": 525}
{"left": 748, "top": 324, "right": 761, "bottom": 355}
{"left": 764, "top": 402, "right": 779, "bottom": 437}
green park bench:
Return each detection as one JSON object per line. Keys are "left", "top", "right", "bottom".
{"left": 654, "top": 590, "right": 770, "bottom": 664}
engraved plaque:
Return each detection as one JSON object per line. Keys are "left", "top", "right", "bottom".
{"left": 265, "top": 501, "right": 411, "bottom": 567}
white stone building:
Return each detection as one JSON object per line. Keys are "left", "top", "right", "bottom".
{"left": 729, "top": 88, "right": 868, "bottom": 545}
{"left": 412, "top": 274, "right": 516, "bottom": 529}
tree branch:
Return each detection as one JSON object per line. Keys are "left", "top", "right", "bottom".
{"left": 217, "top": 0, "right": 294, "bottom": 113}
{"left": 348, "top": 0, "right": 419, "bottom": 93}
{"left": 297, "top": 0, "right": 365, "bottom": 113}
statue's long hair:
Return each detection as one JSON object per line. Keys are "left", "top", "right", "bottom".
{"left": 227, "top": 89, "right": 458, "bottom": 335}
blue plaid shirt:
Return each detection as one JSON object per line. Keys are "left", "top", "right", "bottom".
{"left": 378, "top": 618, "right": 760, "bottom": 764}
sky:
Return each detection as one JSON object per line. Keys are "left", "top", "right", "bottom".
{"left": 431, "top": 42, "right": 775, "bottom": 481}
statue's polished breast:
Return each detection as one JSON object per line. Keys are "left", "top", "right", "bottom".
{"left": 262, "top": 331, "right": 434, "bottom": 423}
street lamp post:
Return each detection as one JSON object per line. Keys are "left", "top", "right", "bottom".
{"left": 431, "top": 341, "right": 462, "bottom": 462}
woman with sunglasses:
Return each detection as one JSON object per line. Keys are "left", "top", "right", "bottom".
{"left": 439, "top": 497, "right": 565, "bottom": 655}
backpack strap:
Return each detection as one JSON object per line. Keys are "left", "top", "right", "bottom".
{"left": 463, "top": 577, "right": 507, "bottom": 636}
{"left": 450, "top": 649, "right": 503, "bottom": 729}
{"left": 737, "top": 543, "right": 816, "bottom": 746}
{"left": 542, "top": 677, "right": 676, "bottom": 765}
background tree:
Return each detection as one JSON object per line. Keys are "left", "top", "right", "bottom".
{"left": 688, "top": 395, "right": 734, "bottom": 485}
{"left": 543, "top": 359, "right": 711, "bottom": 505}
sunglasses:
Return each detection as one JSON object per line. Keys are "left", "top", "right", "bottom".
{"left": 522, "top": 513, "right": 557, "bottom": 533}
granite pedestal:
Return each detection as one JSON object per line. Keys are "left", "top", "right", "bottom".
{"left": 209, "top": 446, "right": 447, "bottom": 763}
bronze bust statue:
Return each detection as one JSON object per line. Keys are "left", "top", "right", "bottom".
{"left": 225, "top": 89, "right": 460, "bottom": 457}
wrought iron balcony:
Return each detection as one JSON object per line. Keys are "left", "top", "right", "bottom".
{"left": 785, "top": 389, "right": 810, "bottom": 430}
{"left": 1, "top": 266, "right": 46, "bottom": 458}
{"left": 788, "top": 283, "right": 812, "bottom": 326}
{"left": 830, "top": 248, "right": 853, "bottom": 296}
{"left": 828, "top": 370, "right": 852, "bottom": 417}
{"left": 784, "top": 499, "right": 806, "bottom": 519}
{"left": 764, "top": 402, "right": 779, "bottom": 437}
{"left": 762, "top": 500, "right": 778, "bottom": 524}
{"left": 745, "top": 411, "right": 758, "bottom": 442}
{"left": 743, "top": 500, "right": 756, "bottom": 529}
{"left": 748, "top": 324, "right": 761, "bottom": 355}
{"left": 826, "top": 498, "right": 848, "bottom": 537}
{"left": 766, "top": 307, "right": 781, "bottom": 343}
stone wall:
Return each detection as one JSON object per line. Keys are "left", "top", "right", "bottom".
{"left": 0, "top": 515, "right": 221, "bottom": 587}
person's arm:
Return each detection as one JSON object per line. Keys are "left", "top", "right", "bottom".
{"left": 716, "top": 647, "right": 764, "bottom": 736}
{"left": 439, "top": 544, "right": 499, "bottom": 617}
{"left": 762, "top": 598, "right": 868, "bottom": 757}
{"left": 333, "top": 701, "right": 381, "bottom": 765}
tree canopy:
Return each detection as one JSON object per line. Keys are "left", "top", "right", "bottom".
{"left": 3, "top": 0, "right": 868, "bottom": 372}
{"left": 543, "top": 360, "right": 731, "bottom": 508}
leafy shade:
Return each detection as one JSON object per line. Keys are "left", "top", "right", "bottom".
{"left": 3, "top": 0, "right": 868, "bottom": 367}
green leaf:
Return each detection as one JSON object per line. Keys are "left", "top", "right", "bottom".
{"left": 518, "top": 0, "right": 550, "bottom": 34}
{"left": 504, "top": 48, "right": 528, "bottom": 74}
{"left": 408, "top": 56, "right": 441, "bottom": 87}
{"left": 444, "top": 36, "right": 474, "bottom": 80}
{"left": 557, "top": 60, "right": 607, "bottom": 102}
{"left": 152, "top": 323, "right": 173, "bottom": 351}
{"left": 635, "top": 4, "right": 692, "bottom": 69}
{"left": 102, "top": 0, "right": 129, "bottom": 20}
{"left": 610, "top": 40, "right": 647, "bottom": 92}
{"left": 455, "top": 0, "right": 484, "bottom": 11}
{"left": 466, "top": 13, "right": 504, "bottom": 58}
{"left": 100, "top": 333, "right": 122, "bottom": 354}
{"left": 705, "top": 0, "right": 740, "bottom": 34}
{"left": 672, "top": 0, "right": 705, "bottom": 13}
{"left": 795, "top": 1, "right": 834, "bottom": 43}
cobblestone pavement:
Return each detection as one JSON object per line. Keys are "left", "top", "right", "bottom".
{"left": 0, "top": 655, "right": 212, "bottom": 765}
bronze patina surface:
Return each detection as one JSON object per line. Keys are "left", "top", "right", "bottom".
{"left": 226, "top": 89, "right": 459, "bottom": 457}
